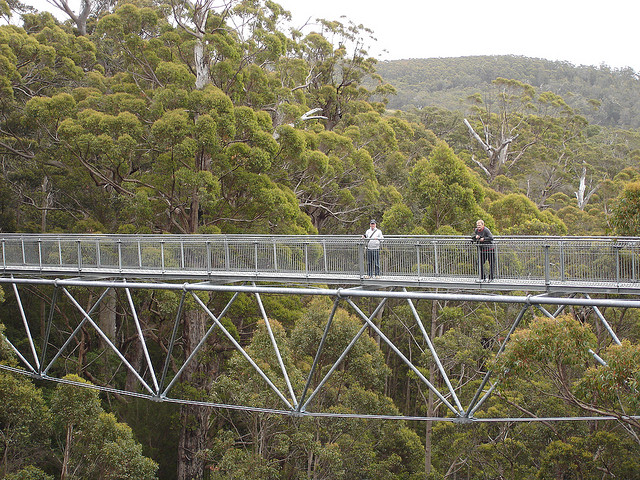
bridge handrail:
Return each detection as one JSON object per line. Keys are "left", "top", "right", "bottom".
{"left": 1, "top": 234, "right": 639, "bottom": 285}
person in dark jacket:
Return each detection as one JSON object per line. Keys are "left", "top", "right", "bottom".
{"left": 471, "top": 219, "right": 495, "bottom": 281}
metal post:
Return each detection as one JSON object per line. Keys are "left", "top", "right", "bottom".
{"left": 77, "top": 240, "right": 82, "bottom": 272}
{"left": 433, "top": 241, "right": 439, "bottom": 276}
{"left": 416, "top": 242, "right": 421, "bottom": 278}
{"left": 38, "top": 239, "right": 42, "bottom": 272}
{"left": 117, "top": 240, "right": 123, "bottom": 272}
{"left": 160, "top": 240, "right": 165, "bottom": 273}
{"left": 254, "top": 241, "right": 258, "bottom": 273}
{"left": 273, "top": 240, "right": 278, "bottom": 272}
{"left": 323, "top": 240, "right": 328, "bottom": 272}
{"left": 304, "top": 242, "right": 309, "bottom": 278}
{"left": 560, "top": 241, "right": 565, "bottom": 281}
{"left": 224, "top": 237, "right": 230, "bottom": 271}
{"left": 615, "top": 243, "right": 621, "bottom": 284}
{"left": 544, "top": 244, "right": 550, "bottom": 285}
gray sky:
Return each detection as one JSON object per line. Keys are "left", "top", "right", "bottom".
{"left": 20, "top": 0, "right": 639, "bottom": 71}
{"left": 275, "top": 0, "right": 639, "bottom": 71}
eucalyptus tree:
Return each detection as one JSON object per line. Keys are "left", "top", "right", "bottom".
{"left": 407, "top": 141, "right": 489, "bottom": 234}
{"left": 208, "top": 297, "right": 425, "bottom": 480}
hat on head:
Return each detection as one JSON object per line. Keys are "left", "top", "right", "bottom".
{"left": 370, "top": 219, "right": 376, "bottom": 224}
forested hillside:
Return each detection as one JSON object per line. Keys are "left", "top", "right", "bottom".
{"left": 376, "top": 55, "right": 640, "bottom": 128}
{"left": 1, "top": 1, "right": 640, "bottom": 480}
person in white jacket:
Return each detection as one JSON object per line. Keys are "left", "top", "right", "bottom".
{"left": 362, "top": 219, "right": 384, "bottom": 277}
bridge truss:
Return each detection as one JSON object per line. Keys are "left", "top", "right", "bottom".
{"left": 0, "top": 276, "right": 640, "bottom": 423}
{"left": 1, "top": 234, "right": 639, "bottom": 424}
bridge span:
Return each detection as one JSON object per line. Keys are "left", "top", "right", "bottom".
{"left": 1, "top": 234, "right": 639, "bottom": 424}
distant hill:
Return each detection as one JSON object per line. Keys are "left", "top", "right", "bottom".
{"left": 375, "top": 55, "right": 640, "bottom": 129}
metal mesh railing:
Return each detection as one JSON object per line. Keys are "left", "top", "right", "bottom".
{"left": 2, "top": 234, "right": 639, "bottom": 285}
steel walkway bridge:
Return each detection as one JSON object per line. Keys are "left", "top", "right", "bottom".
{"left": 1, "top": 234, "right": 639, "bottom": 424}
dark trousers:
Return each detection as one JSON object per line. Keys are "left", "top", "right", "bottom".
{"left": 366, "top": 249, "right": 380, "bottom": 276}
{"left": 478, "top": 248, "right": 495, "bottom": 280}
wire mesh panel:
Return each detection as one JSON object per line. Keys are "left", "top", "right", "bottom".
{"left": 3, "top": 234, "right": 640, "bottom": 289}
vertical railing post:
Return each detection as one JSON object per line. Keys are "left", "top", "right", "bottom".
{"left": 615, "top": 243, "right": 621, "bottom": 284}
{"left": 160, "top": 240, "right": 165, "bottom": 273}
{"left": 180, "top": 240, "right": 185, "bottom": 270}
{"left": 1, "top": 238, "right": 5, "bottom": 271}
{"left": 77, "top": 240, "right": 82, "bottom": 272}
{"left": 358, "top": 241, "right": 365, "bottom": 278}
{"left": 273, "top": 240, "right": 278, "bottom": 272}
{"left": 432, "top": 240, "right": 439, "bottom": 276}
{"left": 137, "top": 240, "right": 142, "bottom": 268}
{"left": 254, "top": 241, "right": 259, "bottom": 273}
{"left": 544, "top": 244, "right": 550, "bottom": 286}
{"left": 633, "top": 241, "right": 638, "bottom": 282}
{"left": 323, "top": 240, "right": 328, "bottom": 273}
{"left": 559, "top": 240, "right": 565, "bottom": 281}
{"left": 224, "top": 237, "right": 230, "bottom": 271}
{"left": 206, "top": 241, "right": 212, "bottom": 274}
{"left": 96, "top": 239, "right": 101, "bottom": 268}
{"left": 415, "top": 242, "right": 421, "bottom": 278}
{"left": 21, "top": 238, "right": 26, "bottom": 265}
{"left": 58, "top": 238, "right": 62, "bottom": 266}
{"left": 117, "top": 239, "right": 122, "bottom": 272}
{"left": 304, "top": 242, "right": 309, "bottom": 278}
{"left": 38, "top": 238, "right": 42, "bottom": 271}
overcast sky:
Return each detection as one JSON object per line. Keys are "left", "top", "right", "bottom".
{"left": 275, "top": 0, "right": 639, "bottom": 71}
{"left": 19, "top": 0, "right": 639, "bottom": 72}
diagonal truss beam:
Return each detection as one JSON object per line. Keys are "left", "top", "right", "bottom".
{"left": 1, "top": 277, "right": 637, "bottom": 423}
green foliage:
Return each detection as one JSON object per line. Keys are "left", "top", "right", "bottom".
{"left": 407, "top": 142, "right": 489, "bottom": 233}
{"left": 611, "top": 181, "right": 640, "bottom": 235}
{"left": 0, "top": 372, "right": 51, "bottom": 476}
{"left": 488, "top": 193, "right": 567, "bottom": 235}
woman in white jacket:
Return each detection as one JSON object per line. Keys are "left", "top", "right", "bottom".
{"left": 362, "top": 219, "right": 384, "bottom": 277}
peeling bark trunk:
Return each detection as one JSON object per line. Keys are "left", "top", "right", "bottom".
{"left": 176, "top": 309, "right": 212, "bottom": 480}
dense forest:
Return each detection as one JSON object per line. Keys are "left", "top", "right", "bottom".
{"left": 1, "top": 0, "right": 640, "bottom": 479}
{"left": 375, "top": 56, "right": 640, "bottom": 128}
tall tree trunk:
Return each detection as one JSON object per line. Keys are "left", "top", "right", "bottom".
{"left": 425, "top": 299, "right": 439, "bottom": 476}
{"left": 176, "top": 309, "right": 212, "bottom": 480}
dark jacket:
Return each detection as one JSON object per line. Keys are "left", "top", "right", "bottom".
{"left": 471, "top": 227, "right": 494, "bottom": 250}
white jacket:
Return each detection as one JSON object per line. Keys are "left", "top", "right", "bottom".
{"left": 364, "top": 227, "right": 384, "bottom": 250}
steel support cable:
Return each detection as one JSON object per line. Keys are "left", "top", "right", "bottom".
{"left": 160, "top": 292, "right": 239, "bottom": 398}
{"left": 403, "top": 289, "right": 463, "bottom": 412}
{"left": 61, "top": 287, "right": 156, "bottom": 396}
{"left": 299, "top": 297, "right": 388, "bottom": 412}
{"left": 40, "top": 285, "right": 59, "bottom": 376}
{"left": 12, "top": 282, "right": 40, "bottom": 370}
{"left": 159, "top": 289, "right": 186, "bottom": 393}
{"left": 254, "top": 288, "right": 297, "bottom": 407}
{"left": 345, "top": 298, "right": 460, "bottom": 417}
{"left": 297, "top": 298, "right": 340, "bottom": 411}
{"left": 584, "top": 294, "right": 622, "bottom": 345}
{"left": 41, "top": 287, "right": 113, "bottom": 376}
{"left": 125, "top": 287, "right": 160, "bottom": 393}
{"left": 465, "top": 304, "right": 531, "bottom": 416}
{"left": 189, "top": 292, "right": 294, "bottom": 410}
{"left": 2, "top": 363, "right": 639, "bottom": 424}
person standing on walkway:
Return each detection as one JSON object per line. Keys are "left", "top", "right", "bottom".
{"left": 362, "top": 219, "right": 384, "bottom": 277}
{"left": 471, "top": 219, "right": 495, "bottom": 281}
